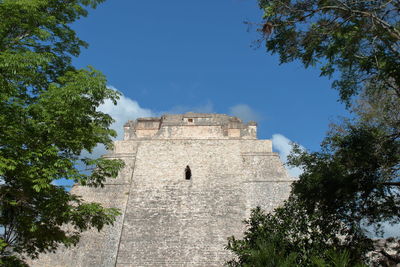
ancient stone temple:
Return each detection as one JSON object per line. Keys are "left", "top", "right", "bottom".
{"left": 32, "top": 113, "right": 294, "bottom": 267}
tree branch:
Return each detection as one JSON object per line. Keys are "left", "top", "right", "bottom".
{"left": 382, "top": 182, "right": 400, "bottom": 187}
{"left": 320, "top": 5, "right": 400, "bottom": 40}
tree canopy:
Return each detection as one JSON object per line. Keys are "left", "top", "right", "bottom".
{"left": 0, "top": 0, "right": 124, "bottom": 265}
{"left": 258, "top": 0, "right": 400, "bottom": 104}
{"left": 227, "top": 199, "right": 369, "bottom": 266}
{"left": 259, "top": 0, "right": 400, "bottom": 233}
{"left": 228, "top": 0, "right": 400, "bottom": 265}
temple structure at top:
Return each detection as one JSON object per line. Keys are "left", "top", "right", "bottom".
{"left": 123, "top": 112, "right": 257, "bottom": 140}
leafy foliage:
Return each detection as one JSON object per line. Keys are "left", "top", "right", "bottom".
{"left": 256, "top": 0, "right": 400, "bottom": 237}
{"left": 0, "top": 0, "right": 124, "bottom": 264}
{"left": 227, "top": 1, "right": 399, "bottom": 266}
{"left": 227, "top": 199, "right": 370, "bottom": 266}
{"left": 257, "top": 0, "right": 400, "bottom": 104}
{"left": 290, "top": 121, "right": 400, "bottom": 232}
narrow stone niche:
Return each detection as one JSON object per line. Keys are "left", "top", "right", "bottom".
{"left": 185, "top": 166, "right": 192, "bottom": 180}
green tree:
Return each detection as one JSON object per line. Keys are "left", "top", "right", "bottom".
{"left": 227, "top": 198, "right": 370, "bottom": 266}
{"left": 0, "top": 0, "right": 124, "bottom": 265}
{"left": 257, "top": 0, "right": 400, "bottom": 235}
{"left": 257, "top": 0, "right": 399, "bottom": 104}
{"left": 255, "top": 0, "right": 400, "bottom": 233}
{"left": 227, "top": 0, "right": 399, "bottom": 265}
{"left": 289, "top": 119, "right": 400, "bottom": 232}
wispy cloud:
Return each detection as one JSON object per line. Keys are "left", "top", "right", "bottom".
{"left": 272, "top": 134, "right": 304, "bottom": 178}
{"left": 229, "top": 104, "right": 261, "bottom": 122}
{"left": 99, "top": 86, "right": 154, "bottom": 139}
{"left": 83, "top": 86, "right": 154, "bottom": 159}
{"left": 56, "top": 86, "right": 154, "bottom": 188}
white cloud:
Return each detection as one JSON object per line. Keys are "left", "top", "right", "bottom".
{"left": 83, "top": 86, "right": 154, "bottom": 159}
{"left": 272, "top": 134, "right": 304, "bottom": 178}
{"left": 229, "top": 104, "right": 261, "bottom": 122}
{"left": 99, "top": 86, "right": 153, "bottom": 139}
{"left": 55, "top": 87, "right": 153, "bottom": 188}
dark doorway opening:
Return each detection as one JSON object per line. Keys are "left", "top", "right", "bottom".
{"left": 185, "top": 166, "right": 192, "bottom": 180}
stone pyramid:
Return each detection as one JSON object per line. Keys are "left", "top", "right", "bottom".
{"left": 32, "top": 113, "right": 294, "bottom": 267}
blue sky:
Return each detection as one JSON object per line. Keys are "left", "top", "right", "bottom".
{"left": 72, "top": 0, "right": 349, "bottom": 155}
{"left": 66, "top": 0, "right": 400, "bottom": 237}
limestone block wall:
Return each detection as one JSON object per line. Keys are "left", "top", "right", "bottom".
{"left": 115, "top": 140, "right": 248, "bottom": 266}
{"left": 30, "top": 154, "right": 136, "bottom": 267}
{"left": 31, "top": 113, "right": 294, "bottom": 267}
{"left": 241, "top": 152, "right": 292, "bottom": 216}
{"left": 115, "top": 139, "right": 292, "bottom": 267}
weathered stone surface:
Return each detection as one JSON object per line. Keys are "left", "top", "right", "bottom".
{"left": 31, "top": 113, "right": 294, "bottom": 267}
{"left": 367, "top": 238, "right": 400, "bottom": 267}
